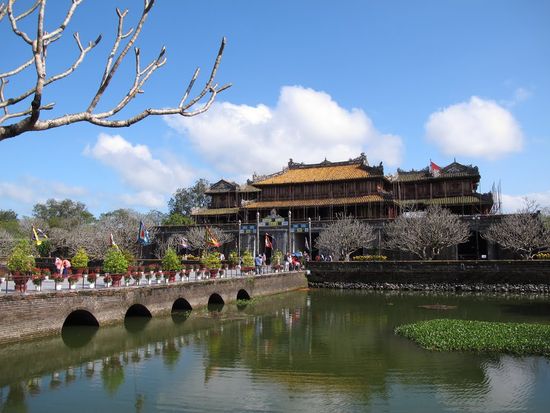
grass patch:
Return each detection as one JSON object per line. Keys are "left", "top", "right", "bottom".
{"left": 395, "top": 319, "right": 550, "bottom": 356}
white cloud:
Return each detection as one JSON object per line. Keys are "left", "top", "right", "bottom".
{"left": 0, "top": 178, "right": 87, "bottom": 207}
{"left": 119, "top": 191, "right": 166, "bottom": 209}
{"left": 501, "top": 191, "right": 550, "bottom": 213}
{"left": 0, "top": 182, "right": 34, "bottom": 203}
{"left": 84, "top": 133, "right": 194, "bottom": 195}
{"left": 164, "top": 85, "right": 403, "bottom": 178}
{"left": 425, "top": 96, "right": 524, "bottom": 160}
{"left": 501, "top": 87, "right": 533, "bottom": 108}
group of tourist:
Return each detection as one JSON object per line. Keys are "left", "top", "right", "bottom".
{"left": 54, "top": 257, "right": 71, "bottom": 275}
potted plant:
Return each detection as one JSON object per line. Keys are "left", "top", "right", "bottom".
{"left": 72, "top": 248, "right": 89, "bottom": 274}
{"left": 241, "top": 250, "right": 254, "bottom": 275}
{"left": 102, "top": 246, "right": 128, "bottom": 287}
{"left": 145, "top": 265, "right": 155, "bottom": 284}
{"left": 32, "top": 268, "right": 45, "bottom": 292}
{"left": 68, "top": 273, "right": 79, "bottom": 290}
{"left": 155, "top": 270, "right": 163, "bottom": 284}
{"left": 201, "top": 252, "right": 221, "bottom": 278}
{"left": 228, "top": 251, "right": 239, "bottom": 269}
{"left": 0, "top": 266, "right": 7, "bottom": 285}
{"left": 7, "top": 240, "right": 35, "bottom": 292}
{"left": 124, "top": 272, "right": 132, "bottom": 286}
{"left": 87, "top": 271, "right": 98, "bottom": 288}
{"left": 162, "top": 247, "right": 181, "bottom": 283}
{"left": 272, "top": 250, "right": 283, "bottom": 272}
{"left": 103, "top": 274, "right": 112, "bottom": 287}
{"left": 42, "top": 267, "right": 51, "bottom": 280}
{"left": 52, "top": 273, "right": 64, "bottom": 290}
{"left": 132, "top": 269, "right": 142, "bottom": 285}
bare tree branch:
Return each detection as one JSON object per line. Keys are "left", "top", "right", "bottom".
{"left": 42, "top": 0, "right": 83, "bottom": 41}
{"left": 0, "top": 32, "right": 101, "bottom": 110}
{"left": 14, "top": 0, "right": 39, "bottom": 21}
{"left": 184, "top": 226, "right": 233, "bottom": 255}
{"left": 385, "top": 205, "right": 470, "bottom": 260}
{"left": 0, "top": 228, "right": 15, "bottom": 257}
{"left": 0, "top": 3, "right": 7, "bottom": 22}
{"left": 315, "top": 214, "right": 376, "bottom": 261}
{"left": 7, "top": 0, "right": 33, "bottom": 44}
{"left": 0, "top": 0, "right": 230, "bottom": 141}
{"left": 482, "top": 201, "right": 550, "bottom": 260}
{"left": 0, "top": 56, "right": 34, "bottom": 79}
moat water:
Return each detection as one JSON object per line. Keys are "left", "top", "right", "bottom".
{"left": 1, "top": 289, "right": 550, "bottom": 412}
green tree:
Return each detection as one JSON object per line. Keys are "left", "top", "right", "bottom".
{"left": 162, "top": 212, "right": 194, "bottom": 226}
{"left": 0, "top": 209, "right": 17, "bottom": 221}
{"left": 168, "top": 179, "right": 211, "bottom": 216}
{"left": 0, "top": 209, "right": 20, "bottom": 235}
{"left": 32, "top": 199, "right": 94, "bottom": 229}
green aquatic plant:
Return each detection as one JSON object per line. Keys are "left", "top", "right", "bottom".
{"left": 395, "top": 319, "right": 550, "bottom": 356}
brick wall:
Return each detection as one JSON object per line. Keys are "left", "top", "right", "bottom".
{"left": 306, "top": 260, "right": 550, "bottom": 285}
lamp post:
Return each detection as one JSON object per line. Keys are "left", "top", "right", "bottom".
{"left": 256, "top": 212, "right": 260, "bottom": 258}
{"left": 308, "top": 217, "right": 312, "bottom": 257}
{"left": 474, "top": 215, "right": 480, "bottom": 260}
{"left": 238, "top": 220, "right": 241, "bottom": 260}
{"left": 288, "top": 210, "right": 292, "bottom": 254}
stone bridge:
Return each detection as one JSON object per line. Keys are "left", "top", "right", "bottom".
{"left": 0, "top": 271, "right": 307, "bottom": 345}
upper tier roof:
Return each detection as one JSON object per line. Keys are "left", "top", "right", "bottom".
{"left": 252, "top": 153, "right": 385, "bottom": 185}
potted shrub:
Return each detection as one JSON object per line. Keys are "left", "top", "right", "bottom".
{"left": 155, "top": 270, "right": 163, "bottom": 284}
{"left": 241, "top": 250, "right": 254, "bottom": 275}
{"left": 124, "top": 272, "right": 132, "bottom": 286}
{"left": 228, "top": 251, "right": 239, "bottom": 269}
{"left": 42, "top": 267, "right": 51, "bottom": 280}
{"left": 162, "top": 247, "right": 181, "bottom": 283}
{"left": 103, "top": 274, "right": 112, "bottom": 287}
{"left": 87, "top": 271, "right": 98, "bottom": 288}
{"left": 72, "top": 248, "right": 89, "bottom": 274}
{"left": 272, "top": 250, "right": 283, "bottom": 272}
{"left": 132, "top": 269, "right": 142, "bottom": 285}
{"left": 32, "top": 268, "right": 45, "bottom": 292}
{"left": 102, "top": 246, "right": 129, "bottom": 287}
{"left": 52, "top": 273, "right": 64, "bottom": 290}
{"left": 7, "top": 240, "right": 35, "bottom": 292}
{"left": 201, "top": 252, "right": 221, "bottom": 278}
{"left": 0, "top": 266, "right": 7, "bottom": 285}
{"left": 145, "top": 264, "right": 156, "bottom": 284}
{"left": 68, "top": 273, "right": 79, "bottom": 290}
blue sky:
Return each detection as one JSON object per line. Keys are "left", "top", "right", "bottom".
{"left": 1, "top": 0, "right": 549, "bottom": 216}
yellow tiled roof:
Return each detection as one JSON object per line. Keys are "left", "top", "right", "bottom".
{"left": 191, "top": 207, "right": 239, "bottom": 216}
{"left": 393, "top": 171, "right": 477, "bottom": 182}
{"left": 244, "top": 195, "right": 387, "bottom": 209}
{"left": 253, "top": 164, "right": 374, "bottom": 185}
{"left": 397, "top": 196, "right": 488, "bottom": 206}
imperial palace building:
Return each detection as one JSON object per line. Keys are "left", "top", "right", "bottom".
{"left": 179, "top": 153, "right": 498, "bottom": 260}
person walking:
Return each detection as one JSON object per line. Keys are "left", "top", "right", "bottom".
{"left": 255, "top": 254, "right": 263, "bottom": 275}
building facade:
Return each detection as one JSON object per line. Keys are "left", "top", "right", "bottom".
{"left": 193, "top": 154, "right": 493, "bottom": 223}
{"left": 185, "top": 154, "right": 496, "bottom": 259}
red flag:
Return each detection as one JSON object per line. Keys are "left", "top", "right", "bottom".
{"left": 265, "top": 233, "right": 273, "bottom": 249}
{"left": 430, "top": 161, "right": 441, "bottom": 177}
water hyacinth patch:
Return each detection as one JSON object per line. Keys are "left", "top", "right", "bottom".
{"left": 395, "top": 319, "right": 550, "bottom": 356}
